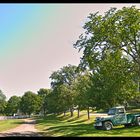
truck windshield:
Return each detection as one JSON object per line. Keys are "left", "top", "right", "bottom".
{"left": 108, "top": 108, "right": 116, "bottom": 115}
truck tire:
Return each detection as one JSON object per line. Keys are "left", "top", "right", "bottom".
{"left": 103, "top": 121, "right": 113, "bottom": 130}
{"left": 135, "top": 117, "right": 140, "bottom": 126}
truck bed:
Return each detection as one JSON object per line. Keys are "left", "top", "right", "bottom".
{"left": 126, "top": 113, "right": 140, "bottom": 123}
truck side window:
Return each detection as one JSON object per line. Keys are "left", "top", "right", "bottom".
{"left": 118, "top": 108, "right": 124, "bottom": 114}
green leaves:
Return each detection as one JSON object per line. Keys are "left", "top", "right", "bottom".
{"left": 5, "top": 96, "right": 21, "bottom": 115}
{"left": 20, "top": 91, "right": 42, "bottom": 115}
{"left": 0, "top": 90, "right": 6, "bottom": 101}
{"left": 74, "top": 6, "right": 140, "bottom": 110}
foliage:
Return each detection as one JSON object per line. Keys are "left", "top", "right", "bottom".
{"left": 37, "top": 88, "right": 52, "bottom": 116}
{"left": 49, "top": 64, "right": 79, "bottom": 116}
{"left": 74, "top": 6, "right": 140, "bottom": 71}
{"left": 0, "top": 100, "right": 7, "bottom": 115}
{"left": 0, "top": 90, "right": 7, "bottom": 115}
{"left": 5, "top": 96, "right": 21, "bottom": 116}
{"left": 73, "top": 71, "right": 93, "bottom": 118}
{"left": 0, "top": 90, "right": 6, "bottom": 101}
{"left": 20, "top": 91, "right": 42, "bottom": 115}
{"left": 50, "top": 64, "right": 78, "bottom": 88}
{"left": 90, "top": 51, "right": 137, "bottom": 110}
{"left": 74, "top": 6, "right": 140, "bottom": 109}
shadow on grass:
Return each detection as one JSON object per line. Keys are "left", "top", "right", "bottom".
{"left": 35, "top": 113, "right": 140, "bottom": 137}
{"left": 65, "top": 114, "right": 86, "bottom": 122}
{"left": 73, "top": 119, "right": 87, "bottom": 124}
{"left": 40, "top": 121, "right": 140, "bottom": 137}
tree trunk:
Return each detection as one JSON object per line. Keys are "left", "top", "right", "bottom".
{"left": 43, "top": 108, "right": 46, "bottom": 117}
{"left": 70, "top": 108, "right": 73, "bottom": 117}
{"left": 87, "top": 107, "right": 90, "bottom": 120}
{"left": 138, "top": 81, "right": 140, "bottom": 92}
{"left": 137, "top": 66, "right": 140, "bottom": 92}
{"left": 77, "top": 108, "right": 80, "bottom": 118}
{"left": 64, "top": 111, "right": 66, "bottom": 116}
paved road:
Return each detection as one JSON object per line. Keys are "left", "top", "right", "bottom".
{"left": 0, "top": 118, "right": 42, "bottom": 137}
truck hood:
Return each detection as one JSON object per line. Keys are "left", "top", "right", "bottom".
{"left": 95, "top": 115, "right": 114, "bottom": 120}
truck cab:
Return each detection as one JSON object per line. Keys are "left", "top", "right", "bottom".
{"left": 94, "top": 106, "right": 140, "bottom": 130}
{"left": 108, "top": 106, "right": 127, "bottom": 124}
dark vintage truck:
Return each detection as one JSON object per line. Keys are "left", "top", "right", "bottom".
{"left": 94, "top": 106, "right": 140, "bottom": 130}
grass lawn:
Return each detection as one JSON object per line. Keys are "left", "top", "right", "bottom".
{"left": 0, "top": 119, "right": 24, "bottom": 132}
{"left": 35, "top": 110, "right": 140, "bottom": 137}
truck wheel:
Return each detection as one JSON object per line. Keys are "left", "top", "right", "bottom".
{"left": 136, "top": 117, "right": 140, "bottom": 126}
{"left": 103, "top": 121, "right": 113, "bottom": 130}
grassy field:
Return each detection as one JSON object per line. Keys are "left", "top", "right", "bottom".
{"left": 0, "top": 119, "right": 24, "bottom": 132}
{"left": 35, "top": 111, "right": 140, "bottom": 137}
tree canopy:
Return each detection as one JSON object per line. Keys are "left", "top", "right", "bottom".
{"left": 74, "top": 6, "right": 140, "bottom": 109}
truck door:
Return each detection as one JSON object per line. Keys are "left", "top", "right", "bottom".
{"left": 114, "top": 108, "right": 127, "bottom": 125}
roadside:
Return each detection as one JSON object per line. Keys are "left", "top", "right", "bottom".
{"left": 0, "top": 118, "right": 42, "bottom": 137}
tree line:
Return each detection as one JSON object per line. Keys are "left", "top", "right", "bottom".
{"left": 0, "top": 6, "right": 140, "bottom": 119}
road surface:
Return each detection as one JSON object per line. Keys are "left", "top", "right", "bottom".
{"left": 0, "top": 118, "right": 42, "bottom": 137}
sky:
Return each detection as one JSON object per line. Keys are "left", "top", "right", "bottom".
{"left": 0, "top": 3, "right": 140, "bottom": 100}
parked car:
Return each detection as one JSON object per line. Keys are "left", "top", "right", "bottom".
{"left": 94, "top": 106, "right": 140, "bottom": 130}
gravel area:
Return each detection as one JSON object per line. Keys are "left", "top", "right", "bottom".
{"left": 0, "top": 118, "right": 42, "bottom": 137}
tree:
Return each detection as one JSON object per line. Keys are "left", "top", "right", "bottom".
{"left": 0, "top": 100, "right": 7, "bottom": 115}
{"left": 50, "top": 64, "right": 79, "bottom": 117}
{"left": 74, "top": 6, "right": 140, "bottom": 74}
{"left": 0, "top": 90, "right": 6, "bottom": 101}
{"left": 46, "top": 89, "right": 60, "bottom": 114}
{"left": 0, "top": 90, "right": 7, "bottom": 115}
{"left": 73, "top": 71, "right": 92, "bottom": 119}
{"left": 57, "top": 84, "right": 76, "bottom": 116}
{"left": 90, "top": 51, "right": 137, "bottom": 110}
{"left": 5, "top": 96, "right": 21, "bottom": 116}
{"left": 50, "top": 64, "right": 78, "bottom": 88}
{"left": 74, "top": 6, "right": 140, "bottom": 108}
{"left": 20, "top": 91, "right": 42, "bottom": 116}
{"left": 37, "top": 88, "right": 51, "bottom": 116}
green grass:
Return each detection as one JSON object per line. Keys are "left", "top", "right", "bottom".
{"left": 35, "top": 111, "right": 140, "bottom": 137}
{"left": 0, "top": 119, "right": 24, "bottom": 132}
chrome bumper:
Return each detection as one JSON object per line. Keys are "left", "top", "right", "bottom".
{"left": 94, "top": 122, "right": 102, "bottom": 126}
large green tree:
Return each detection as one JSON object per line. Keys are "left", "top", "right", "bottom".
{"left": 74, "top": 6, "right": 140, "bottom": 73}
{"left": 50, "top": 64, "right": 79, "bottom": 116}
{"left": 90, "top": 51, "right": 137, "bottom": 110}
{"left": 73, "top": 71, "right": 92, "bottom": 119}
{"left": 46, "top": 90, "right": 60, "bottom": 114}
{"left": 5, "top": 96, "right": 21, "bottom": 116}
{"left": 20, "top": 91, "right": 42, "bottom": 116}
{"left": 74, "top": 6, "right": 140, "bottom": 108}
{"left": 0, "top": 90, "right": 7, "bottom": 115}
{"left": 37, "top": 88, "right": 51, "bottom": 116}
{"left": 0, "top": 90, "right": 6, "bottom": 101}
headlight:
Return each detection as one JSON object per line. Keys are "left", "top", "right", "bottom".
{"left": 95, "top": 117, "right": 101, "bottom": 121}
{"left": 95, "top": 117, "right": 104, "bottom": 121}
